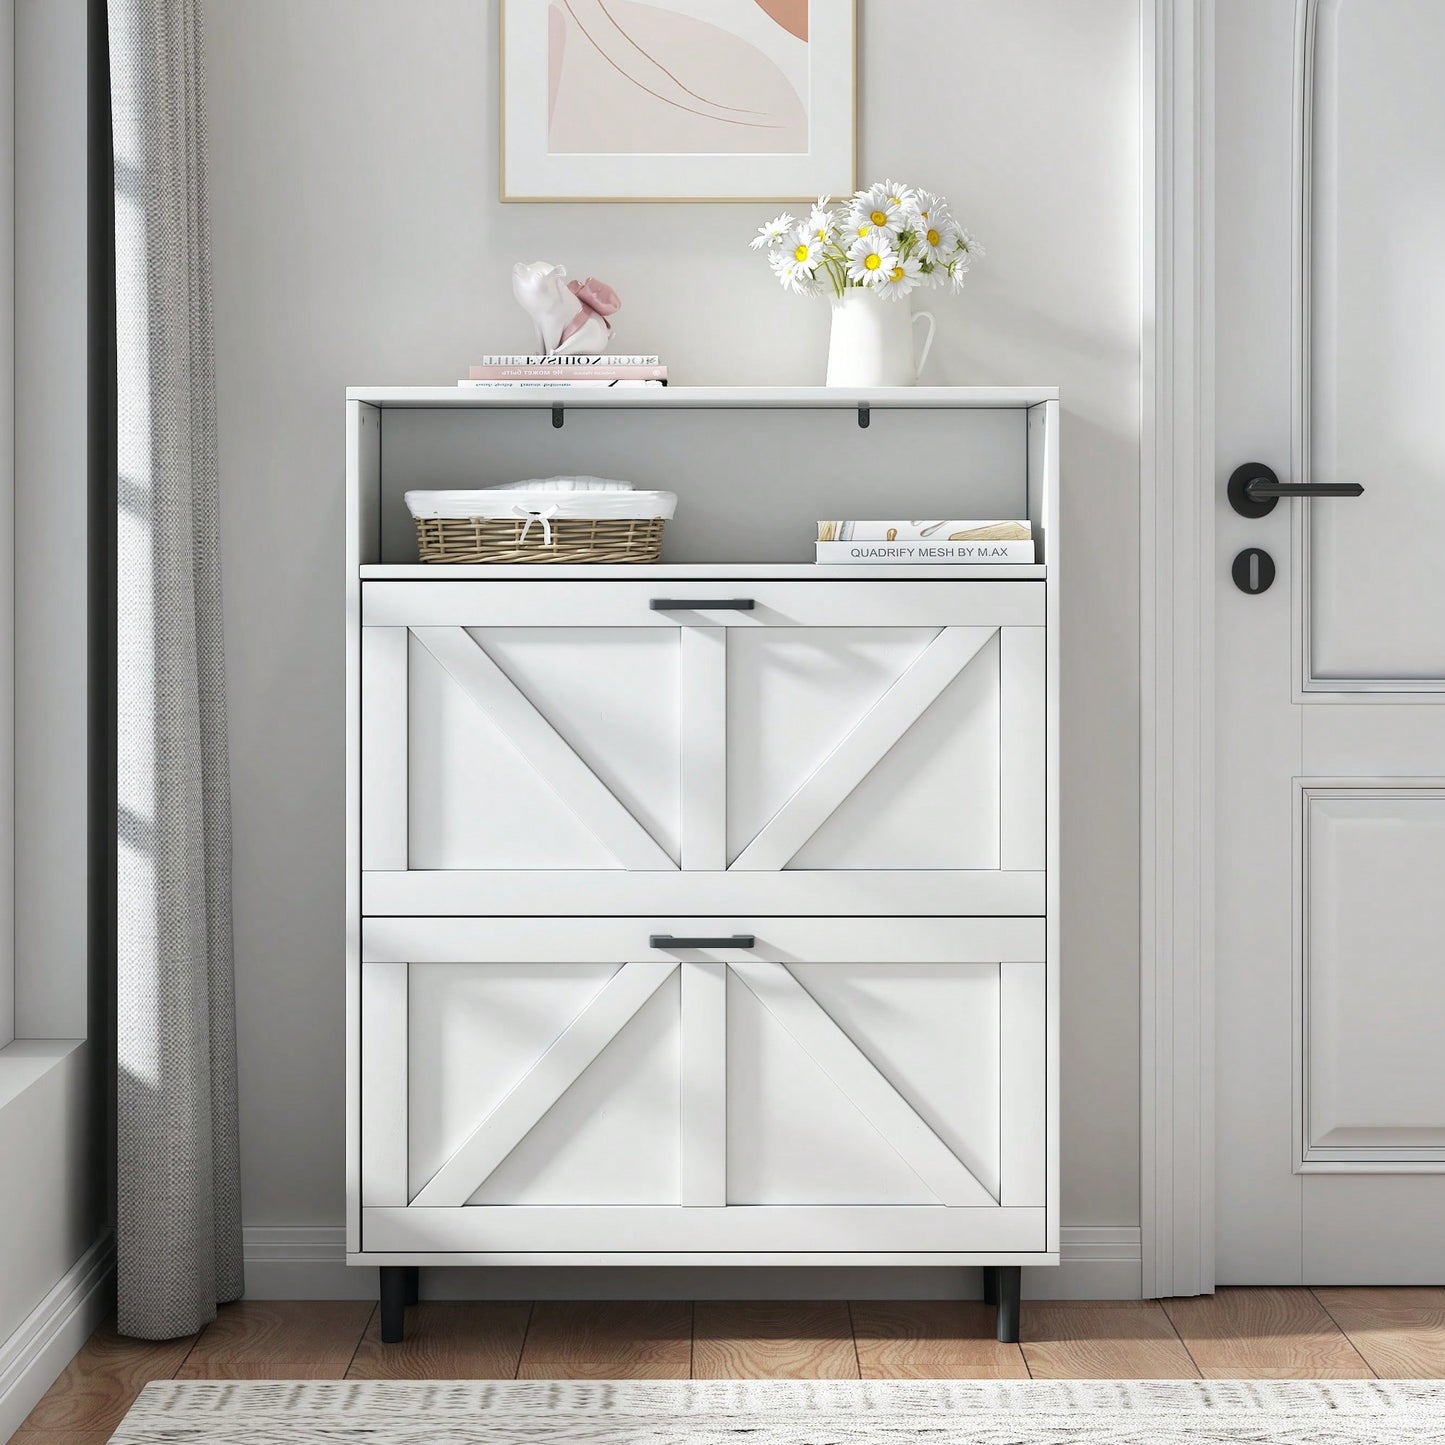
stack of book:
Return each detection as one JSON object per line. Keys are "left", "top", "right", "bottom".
{"left": 816, "top": 520, "right": 1035, "bottom": 564}
{"left": 458, "top": 355, "right": 667, "bottom": 390}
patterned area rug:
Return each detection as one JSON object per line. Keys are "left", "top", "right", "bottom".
{"left": 112, "top": 1379, "right": 1445, "bottom": 1443}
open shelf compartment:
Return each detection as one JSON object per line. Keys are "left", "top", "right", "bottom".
{"left": 347, "top": 386, "right": 1059, "bottom": 573}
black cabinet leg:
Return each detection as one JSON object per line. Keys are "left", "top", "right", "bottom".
{"left": 982, "top": 1265, "right": 998, "bottom": 1307}
{"left": 404, "top": 1266, "right": 420, "bottom": 1306}
{"left": 380, "top": 1266, "right": 408, "bottom": 1344}
{"left": 994, "top": 1265, "right": 1021, "bottom": 1344}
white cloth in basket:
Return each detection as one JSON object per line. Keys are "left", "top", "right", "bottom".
{"left": 488, "top": 476, "right": 634, "bottom": 492}
{"left": 405, "top": 487, "right": 677, "bottom": 522}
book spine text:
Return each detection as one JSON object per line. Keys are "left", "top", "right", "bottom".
{"left": 474, "top": 354, "right": 661, "bottom": 368}
{"left": 815, "top": 540, "right": 1037, "bottom": 563}
{"left": 455, "top": 379, "right": 665, "bottom": 390}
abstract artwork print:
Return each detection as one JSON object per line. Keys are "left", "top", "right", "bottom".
{"left": 502, "top": 0, "right": 855, "bottom": 201}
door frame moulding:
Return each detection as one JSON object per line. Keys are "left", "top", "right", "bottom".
{"left": 1139, "top": 0, "right": 1216, "bottom": 1298}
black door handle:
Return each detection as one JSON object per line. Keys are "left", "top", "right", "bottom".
{"left": 649, "top": 934, "right": 756, "bottom": 949}
{"left": 1228, "top": 462, "right": 1364, "bottom": 518}
{"left": 649, "top": 598, "right": 755, "bottom": 611}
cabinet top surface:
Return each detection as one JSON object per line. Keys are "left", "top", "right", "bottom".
{"left": 346, "top": 385, "right": 1060, "bottom": 410}
{"left": 359, "top": 563, "right": 1047, "bottom": 581}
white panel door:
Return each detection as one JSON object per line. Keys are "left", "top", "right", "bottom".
{"left": 358, "top": 917, "right": 1047, "bottom": 1257}
{"left": 361, "top": 581, "right": 1045, "bottom": 915}
{"left": 1217, "top": 0, "right": 1445, "bottom": 1280}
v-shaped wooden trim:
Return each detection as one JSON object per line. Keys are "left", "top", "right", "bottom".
{"left": 412, "top": 958, "right": 679, "bottom": 1207}
{"left": 411, "top": 626, "right": 677, "bottom": 871}
{"left": 730, "top": 958, "right": 998, "bottom": 1207}
{"left": 730, "top": 626, "right": 999, "bottom": 872}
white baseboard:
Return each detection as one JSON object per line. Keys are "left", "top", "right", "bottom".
{"left": 243, "top": 1225, "right": 1141, "bottom": 1302}
{"left": 0, "top": 1231, "right": 114, "bottom": 1445}
{"left": 1044, "top": 1226, "right": 1145, "bottom": 1299}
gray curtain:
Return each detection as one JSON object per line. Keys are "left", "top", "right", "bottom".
{"left": 111, "top": 0, "right": 243, "bottom": 1339}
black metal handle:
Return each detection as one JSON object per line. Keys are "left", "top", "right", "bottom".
{"left": 1249, "top": 481, "right": 1364, "bottom": 498}
{"left": 1228, "top": 462, "right": 1364, "bottom": 518}
{"left": 649, "top": 598, "right": 755, "bottom": 611}
{"left": 649, "top": 934, "right": 756, "bottom": 949}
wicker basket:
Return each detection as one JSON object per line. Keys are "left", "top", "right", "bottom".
{"left": 414, "top": 514, "right": 665, "bottom": 565}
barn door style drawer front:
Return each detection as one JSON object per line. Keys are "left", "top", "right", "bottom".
{"left": 358, "top": 917, "right": 1047, "bottom": 1259}
{"left": 360, "top": 581, "right": 1046, "bottom": 917}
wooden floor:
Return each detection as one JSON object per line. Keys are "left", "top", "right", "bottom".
{"left": 16, "top": 1288, "right": 1445, "bottom": 1443}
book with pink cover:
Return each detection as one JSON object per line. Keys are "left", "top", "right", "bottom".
{"left": 467, "top": 363, "right": 667, "bottom": 382}
{"left": 817, "top": 520, "right": 1031, "bottom": 542}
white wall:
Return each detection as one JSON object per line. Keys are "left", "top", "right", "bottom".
{"left": 0, "top": 0, "right": 14, "bottom": 1053}
{"left": 204, "top": 0, "right": 1142, "bottom": 1291}
{"left": 15, "top": 0, "right": 91, "bottom": 1041}
{"left": 1, "top": 2, "right": 111, "bottom": 1434}
{"left": 0, "top": 1044, "right": 112, "bottom": 1443}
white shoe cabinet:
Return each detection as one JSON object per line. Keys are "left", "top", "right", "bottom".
{"left": 345, "top": 388, "right": 1060, "bottom": 1344}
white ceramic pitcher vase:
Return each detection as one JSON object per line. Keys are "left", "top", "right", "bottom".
{"left": 825, "top": 288, "right": 936, "bottom": 387}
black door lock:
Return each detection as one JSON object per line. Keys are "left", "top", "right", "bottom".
{"left": 1232, "top": 547, "right": 1275, "bottom": 594}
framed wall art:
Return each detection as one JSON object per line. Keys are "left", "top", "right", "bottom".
{"left": 501, "top": 1, "right": 856, "bottom": 202}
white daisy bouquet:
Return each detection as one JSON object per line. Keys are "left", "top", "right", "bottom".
{"left": 749, "top": 179, "right": 983, "bottom": 301}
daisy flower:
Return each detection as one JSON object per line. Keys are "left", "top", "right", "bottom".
{"left": 836, "top": 209, "right": 875, "bottom": 247}
{"left": 846, "top": 231, "right": 897, "bottom": 287}
{"left": 770, "top": 242, "right": 820, "bottom": 296}
{"left": 781, "top": 226, "right": 822, "bottom": 281}
{"left": 955, "top": 228, "right": 985, "bottom": 260}
{"left": 878, "top": 254, "right": 924, "bottom": 300}
{"left": 914, "top": 215, "right": 960, "bottom": 265}
{"left": 880, "top": 177, "right": 920, "bottom": 215}
{"left": 852, "top": 182, "right": 903, "bottom": 237}
{"left": 947, "top": 228, "right": 985, "bottom": 291}
{"left": 748, "top": 212, "right": 796, "bottom": 250}
{"left": 804, "top": 201, "right": 836, "bottom": 244}
{"left": 911, "top": 189, "right": 952, "bottom": 231}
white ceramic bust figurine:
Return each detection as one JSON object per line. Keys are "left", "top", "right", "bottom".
{"left": 511, "top": 260, "right": 621, "bottom": 357}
